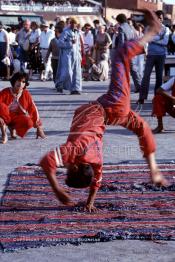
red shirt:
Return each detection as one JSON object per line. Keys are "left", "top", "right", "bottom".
{"left": 59, "top": 103, "right": 106, "bottom": 190}
{"left": 0, "top": 87, "right": 41, "bottom": 127}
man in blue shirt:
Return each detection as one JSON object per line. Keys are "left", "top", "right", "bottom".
{"left": 138, "top": 10, "right": 170, "bottom": 104}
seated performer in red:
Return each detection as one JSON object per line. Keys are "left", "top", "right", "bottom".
{"left": 152, "top": 76, "right": 175, "bottom": 133}
{"left": 40, "top": 10, "right": 169, "bottom": 213}
{"left": 0, "top": 72, "right": 46, "bottom": 144}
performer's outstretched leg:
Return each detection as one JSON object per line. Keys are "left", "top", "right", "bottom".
{"left": 98, "top": 10, "right": 168, "bottom": 186}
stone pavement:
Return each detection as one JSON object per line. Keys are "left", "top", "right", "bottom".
{"left": 0, "top": 79, "right": 175, "bottom": 262}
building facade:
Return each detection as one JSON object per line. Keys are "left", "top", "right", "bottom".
{"left": 103, "top": 0, "right": 165, "bottom": 24}
{"left": 163, "top": 3, "right": 175, "bottom": 24}
{"left": 105, "top": 0, "right": 162, "bottom": 11}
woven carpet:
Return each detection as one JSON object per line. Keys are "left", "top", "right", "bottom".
{"left": 1, "top": 162, "right": 175, "bottom": 252}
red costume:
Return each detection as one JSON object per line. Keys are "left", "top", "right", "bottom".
{"left": 41, "top": 102, "right": 105, "bottom": 190}
{"left": 152, "top": 76, "right": 175, "bottom": 118}
{"left": 41, "top": 40, "right": 156, "bottom": 190}
{"left": 0, "top": 87, "right": 41, "bottom": 137}
{"left": 97, "top": 40, "right": 156, "bottom": 157}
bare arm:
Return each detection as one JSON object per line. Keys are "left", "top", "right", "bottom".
{"left": 85, "top": 187, "right": 99, "bottom": 212}
{"left": 80, "top": 33, "right": 84, "bottom": 54}
{"left": 46, "top": 171, "right": 73, "bottom": 205}
{"left": 146, "top": 152, "right": 169, "bottom": 187}
{"left": 105, "top": 33, "right": 112, "bottom": 49}
{"left": 4, "top": 32, "right": 10, "bottom": 56}
{"left": 84, "top": 166, "right": 102, "bottom": 212}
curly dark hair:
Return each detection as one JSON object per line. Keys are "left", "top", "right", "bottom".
{"left": 10, "top": 72, "right": 29, "bottom": 88}
{"left": 155, "top": 10, "right": 164, "bottom": 19}
{"left": 65, "top": 163, "right": 94, "bottom": 188}
{"left": 116, "top": 14, "right": 127, "bottom": 24}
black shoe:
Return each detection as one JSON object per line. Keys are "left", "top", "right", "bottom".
{"left": 152, "top": 126, "right": 164, "bottom": 134}
{"left": 56, "top": 88, "right": 63, "bottom": 93}
{"left": 70, "top": 90, "right": 81, "bottom": 95}
{"left": 136, "top": 99, "right": 144, "bottom": 104}
{"left": 134, "top": 89, "right": 140, "bottom": 93}
{"left": 55, "top": 84, "right": 63, "bottom": 93}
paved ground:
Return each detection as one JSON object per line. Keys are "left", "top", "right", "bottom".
{"left": 0, "top": 78, "right": 175, "bottom": 262}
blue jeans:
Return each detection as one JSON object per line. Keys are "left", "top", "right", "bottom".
{"left": 139, "top": 55, "right": 166, "bottom": 100}
{"left": 130, "top": 57, "right": 142, "bottom": 92}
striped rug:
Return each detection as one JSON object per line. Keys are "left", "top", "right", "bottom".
{"left": 1, "top": 162, "right": 175, "bottom": 252}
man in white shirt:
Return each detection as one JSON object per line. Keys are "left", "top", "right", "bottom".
{"left": 152, "top": 76, "right": 175, "bottom": 133}
{"left": 82, "top": 23, "right": 94, "bottom": 54}
{"left": 138, "top": 10, "right": 170, "bottom": 104}
{"left": 82, "top": 23, "right": 94, "bottom": 79}
{"left": 0, "top": 21, "right": 10, "bottom": 78}
{"left": 8, "top": 26, "right": 17, "bottom": 46}
{"left": 39, "top": 21, "right": 54, "bottom": 81}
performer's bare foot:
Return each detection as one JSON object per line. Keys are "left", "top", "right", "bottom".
{"left": 9, "top": 127, "right": 17, "bottom": 139}
{"left": 142, "top": 9, "right": 161, "bottom": 34}
{"left": 151, "top": 169, "right": 169, "bottom": 187}
{"left": 1, "top": 133, "right": 8, "bottom": 144}
{"left": 138, "top": 10, "right": 162, "bottom": 46}
{"left": 152, "top": 126, "right": 164, "bottom": 134}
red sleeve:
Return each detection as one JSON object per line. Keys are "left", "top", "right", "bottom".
{"left": 0, "top": 91, "right": 3, "bottom": 104}
{"left": 0, "top": 88, "right": 11, "bottom": 104}
{"left": 90, "top": 164, "right": 103, "bottom": 190}
{"left": 60, "top": 141, "right": 79, "bottom": 165}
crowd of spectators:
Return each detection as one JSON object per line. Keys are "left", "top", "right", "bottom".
{"left": 1, "top": 0, "right": 94, "bottom": 8}
{"left": 0, "top": 10, "right": 175, "bottom": 95}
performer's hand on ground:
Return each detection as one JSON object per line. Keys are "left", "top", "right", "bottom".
{"left": 84, "top": 203, "right": 98, "bottom": 213}
{"left": 151, "top": 169, "right": 170, "bottom": 187}
{"left": 0, "top": 117, "right": 5, "bottom": 127}
{"left": 56, "top": 188, "right": 75, "bottom": 206}
{"left": 36, "top": 126, "right": 46, "bottom": 139}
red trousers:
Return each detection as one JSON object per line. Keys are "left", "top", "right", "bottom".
{"left": 0, "top": 103, "right": 33, "bottom": 137}
{"left": 152, "top": 94, "right": 175, "bottom": 118}
{"left": 104, "top": 108, "right": 156, "bottom": 157}
{"left": 97, "top": 40, "right": 155, "bottom": 157}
